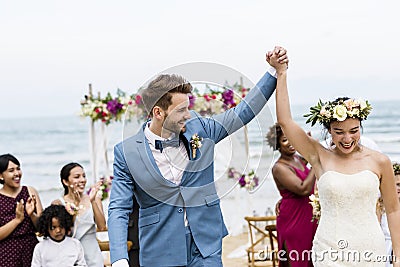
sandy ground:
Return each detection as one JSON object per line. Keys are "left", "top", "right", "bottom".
{"left": 102, "top": 231, "right": 275, "bottom": 266}
{"left": 222, "top": 232, "right": 275, "bottom": 267}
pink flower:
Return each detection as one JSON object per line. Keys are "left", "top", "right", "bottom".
{"left": 135, "top": 95, "right": 142, "bottom": 105}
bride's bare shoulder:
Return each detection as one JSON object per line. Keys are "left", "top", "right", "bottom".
{"left": 364, "top": 146, "right": 388, "bottom": 161}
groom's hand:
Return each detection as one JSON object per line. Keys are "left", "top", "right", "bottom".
{"left": 266, "top": 46, "right": 288, "bottom": 71}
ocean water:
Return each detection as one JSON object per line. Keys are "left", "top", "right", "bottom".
{"left": 1, "top": 100, "right": 399, "bottom": 234}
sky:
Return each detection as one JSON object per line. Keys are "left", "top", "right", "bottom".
{"left": 1, "top": 0, "right": 399, "bottom": 119}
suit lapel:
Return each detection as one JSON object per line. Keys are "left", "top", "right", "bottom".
{"left": 134, "top": 126, "right": 177, "bottom": 188}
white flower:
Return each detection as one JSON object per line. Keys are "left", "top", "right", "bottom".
{"left": 356, "top": 99, "right": 367, "bottom": 110}
{"left": 347, "top": 108, "right": 360, "bottom": 117}
{"left": 332, "top": 105, "right": 347, "bottom": 121}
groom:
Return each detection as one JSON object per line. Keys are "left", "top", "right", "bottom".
{"left": 108, "top": 46, "right": 288, "bottom": 267}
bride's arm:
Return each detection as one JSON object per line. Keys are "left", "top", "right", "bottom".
{"left": 269, "top": 51, "right": 322, "bottom": 168}
{"left": 380, "top": 156, "right": 400, "bottom": 265}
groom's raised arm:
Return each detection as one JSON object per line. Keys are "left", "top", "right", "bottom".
{"left": 193, "top": 47, "right": 288, "bottom": 143}
{"left": 196, "top": 46, "right": 288, "bottom": 143}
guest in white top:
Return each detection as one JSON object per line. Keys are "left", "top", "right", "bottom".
{"left": 31, "top": 204, "right": 87, "bottom": 267}
{"left": 377, "top": 162, "right": 400, "bottom": 267}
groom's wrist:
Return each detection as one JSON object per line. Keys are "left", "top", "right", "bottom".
{"left": 267, "top": 66, "right": 277, "bottom": 78}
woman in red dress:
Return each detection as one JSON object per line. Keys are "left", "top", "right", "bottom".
{"left": 0, "top": 154, "right": 43, "bottom": 267}
{"left": 267, "top": 123, "right": 317, "bottom": 267}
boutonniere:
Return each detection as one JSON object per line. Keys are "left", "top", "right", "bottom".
{"left": 190, "top": 133, "right": 203, "bottom": 158}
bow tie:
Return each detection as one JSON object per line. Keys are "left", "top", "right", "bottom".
{"left": 154, "top": 138, "right": 180, "bottom": 153}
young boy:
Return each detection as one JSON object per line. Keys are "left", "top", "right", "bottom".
{"left": 31, "top": 204, "right": 87, "bottom": 267}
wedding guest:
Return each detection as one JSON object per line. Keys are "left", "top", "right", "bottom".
{"left": 377, "top": 162, "right": 400, "bottom": 267}
{"left": 0, "top": 153, "right": 43, "bottom": 267}
{"left": 266, "top": 123, "right": 317, "bottom": 267}
{"left": 31, "top": 204, "right": 87, "bottom": 267}
{"left": 270, "top": 50, "right": 400, "bottom": 266}
{"left": 52, "top": 162, "right": 106, "bottom": 267}
{"left": 108, "top": 46, "right": 288, "bottom": 266}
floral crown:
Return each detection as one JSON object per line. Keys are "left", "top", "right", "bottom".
{"left": 393, "top": 162, "right": 400, "bottom": 176}
{"left": 304, "top": 97, "right": 372, "bottom": 126}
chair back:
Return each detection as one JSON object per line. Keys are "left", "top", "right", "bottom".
{"left": 244, "top": 216, "right": 278, "bottom": 267}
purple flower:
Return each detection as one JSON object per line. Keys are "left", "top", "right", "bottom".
{"left": 222, "top": 89, "right": 235, "bottom": 107}
{"left": 238, "top": 175, "right": 246, "bottom": 187}
{"left": 227, "top": 167, "right": 236, "bottom": 178}
{"left": 189, "top": 94, "right": 196, "bottom": 109}
{"left": 253, "top": 176, "right": 259, "bottom": 186}
{"left": 107, "top": 99, "right": 123, "bottom": 115}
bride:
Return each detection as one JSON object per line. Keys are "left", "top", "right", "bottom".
{"left": 267, "top": 48, "right": 400, "bottom": 266}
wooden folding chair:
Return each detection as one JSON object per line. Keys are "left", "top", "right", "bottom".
{"left": 265, "top": 224, "right": 278, "bottom": 267}
{"left": 244, "top": 216, "right": 278, "bottom": 267}
{"left": 96, "top": 227, "right": 133, "bottom": 252}
{"left": 96, "top": 227, "right": 134, "bottom": 266}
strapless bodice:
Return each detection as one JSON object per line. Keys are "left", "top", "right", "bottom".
{"left": 312, "top": 170, "right": 386, "bottom": 266}
{"left": 317, "top": 170, "right": 380, "bottom": 222}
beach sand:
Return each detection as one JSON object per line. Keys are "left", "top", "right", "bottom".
{"left": 102, "top": 231, "right": 275, "bottom": 266}
{"left": 222, "top": 232, "right": 275, "bottom": 267}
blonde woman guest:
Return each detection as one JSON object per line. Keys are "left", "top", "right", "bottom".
{"left": 52, "top": 162, "right": 106, "bottom": 267}
{"left": 0, "top": 154, "right": 43, "bottom": 267}
{"left": 269, "top": 49, "right": 400, "bottom": 266}
{"left": 377, "top": 162, "right": 400, "bottom": 267}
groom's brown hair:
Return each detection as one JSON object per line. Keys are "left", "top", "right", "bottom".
{"left": 141, "top": 74, "right": 192, "bottom": 118}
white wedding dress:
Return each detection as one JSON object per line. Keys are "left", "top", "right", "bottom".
{"left": 312, "top": 170, "right": 386, "bottom": 266}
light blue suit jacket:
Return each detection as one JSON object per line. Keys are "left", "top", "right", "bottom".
{"left": 108, "top": 71, "right": 277, "bottom": 266}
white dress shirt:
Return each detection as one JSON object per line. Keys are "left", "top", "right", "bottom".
{"left": 144, "top": 124, "right": 189, "bottom": 185}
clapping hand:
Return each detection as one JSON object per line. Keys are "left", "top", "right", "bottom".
{"left": 69, "top": 183, "right": 82, "bottom": 205}
{"left": 25, "top": 194, "right": 37, "bottom": 216}
{"left": 15, "top": 199, "right": 25, "bottom": 223}
{"left": 89, "top": 180, "right": 103, "bottom": 202}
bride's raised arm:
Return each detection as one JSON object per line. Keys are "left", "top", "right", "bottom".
{"left": 268, "top": 49, "right": 321, "bottom": 167}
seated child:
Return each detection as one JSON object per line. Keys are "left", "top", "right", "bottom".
{"left": 31, "top": 204, "right": 87, "bottom": 267}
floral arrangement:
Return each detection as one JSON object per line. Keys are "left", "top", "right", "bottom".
{"left": 309, "top": 192, "right": 321, "bottom": 223}
{"left": 227, "top": 167, "right": 259, "bottom": 191}
{"left": 87, "top": 176, "right": 113, "bottom": 201}
{"left": 80, "top": 83, "right": 250, "bottom": 124}
{"left": 65, "top": 202, "right": 83, "bottom": 216}
{"left": 393, "top": 162, "right": 400, "bottom": 176}
{"left": 304, "top": 97, "right": 372, "bottom": 127}
{"left": 190, "top": 134, "right": 203, "bottom": 158}
{"left": 80, "top": 89, "right": 146, "bottom": 125}
{"left": 190, "top": 83, "right": 250, "bottom": 116}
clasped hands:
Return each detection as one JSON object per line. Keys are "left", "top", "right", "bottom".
{"left": 266, "top": 46, "right": 289, "bottom": 72}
